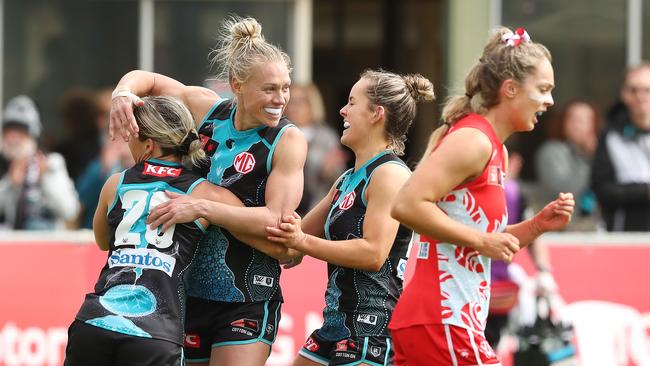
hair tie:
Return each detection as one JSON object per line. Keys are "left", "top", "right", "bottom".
{"left": 178, "top": 130, "right": 199, "bottom": 155}
{"left": 501, "top": 27, "right": 531, "bottom": 47}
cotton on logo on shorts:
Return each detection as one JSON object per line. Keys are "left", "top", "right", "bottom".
{"left": 233, "top": 152, "right": 256, "bottom": 174}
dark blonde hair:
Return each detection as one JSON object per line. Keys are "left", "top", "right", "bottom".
{"left": 424, "top": 27, "right": 551, "bottom": 157}
{"left": 210, "top": 16, "right": 292, "bottom": 87}
{"left": 361, "top": 69, "right": 435, "bottom": 155}
{"left": 133, "top": 96, "right": 205, "bottom": 167}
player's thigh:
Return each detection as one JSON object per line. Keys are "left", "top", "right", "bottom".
{"left": 293, "top": 353, "right": 327, "bottom": 366}
{"left": 209, "top": 341, "right": 271, "bottom": 366}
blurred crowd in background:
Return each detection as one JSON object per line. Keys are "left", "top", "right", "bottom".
{"left": 1, "top": 62, "right": 650, "bottom": 233}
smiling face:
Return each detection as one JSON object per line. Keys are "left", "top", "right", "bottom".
{"left": 339, "top": 78, "right": 376, "bottom": 149}
{"left": 510, "top": 57, "right": 555, "bottom": 132}
{"left": 233, "top": 61, "right": 291, "bottom": 129}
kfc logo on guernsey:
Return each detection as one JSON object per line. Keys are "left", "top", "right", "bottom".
{"left": 233, "top": 152, "right": 256, "bottom": 174}
{"left": 339, "top": 191, "right": 356, "bottom": 210}
{"left": 143, "top": 162, "right": 181, "bottom": 178}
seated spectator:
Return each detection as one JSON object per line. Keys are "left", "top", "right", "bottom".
{"left": 284, "top": 82, "right": 348, "bottom": 214}
{"left": 535, "top": 100, "right": 601, "bottom": 230}
{"left": 0, "top": 95, "right": 79, "bottom": 230}
{"left": 592, "top": 62, "right": 650, "bottom": 231}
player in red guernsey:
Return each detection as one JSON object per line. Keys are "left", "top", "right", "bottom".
{"left": 389, "top": 27, "right": 575, "bottom": 366}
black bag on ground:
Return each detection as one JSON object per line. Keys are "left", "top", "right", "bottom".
{"left": 513, "top": 296, "right": 577, "bottom": 366}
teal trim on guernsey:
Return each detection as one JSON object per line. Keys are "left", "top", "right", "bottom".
{"left": 107, "top": 171, "right": 126, "bottom": 215}
{"left": 324, "top": 151, "right": 389, "bottom": 240}
{"left": 194, "top": 219, "right": 207, "bottom": 233}
{"left": 360, "top": 160, "right": 409, "bottom": 207}
{"left": 146, "top": 158, "right": 181, "bottom": 167}
{"left": 266, "top": 123, "right": 294, "bottom": 175}
{"left": 187, "top": 177, "right": 206, "bottom": 194}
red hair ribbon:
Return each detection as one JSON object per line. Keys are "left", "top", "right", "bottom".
{"left": 501, "top": 27, "right": 531, "bottom": 47}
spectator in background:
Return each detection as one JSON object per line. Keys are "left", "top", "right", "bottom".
{"left": 592, "top": 63, "right": 650, "bottom": 231}
{"left": 284, "top": 83, "right": 347, "bottom": 215}
{"left": 0, "top": 95, "right": 79, "bottom": 230}
{"left": 54, "top": 88, "right": 102, "bottom": 181}
{"left": 536, "top": 100, "right": 601, "bottom": 230}
{"left": 75, "top": 88, "right": 133, "bottom": 229}
{"left": 75, "top": 138, "right": 134, "bottom": 228}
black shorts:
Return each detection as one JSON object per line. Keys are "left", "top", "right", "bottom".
{"left": 298, "top": 329, "right": 394, "bottom": 366}
{"left": 64, "top": 320, "right": 182, "bottom": 366}
{"left": 183, "top": 297, "right": 281, "bottom": 362}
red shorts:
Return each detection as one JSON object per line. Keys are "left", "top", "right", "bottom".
{"left": 391, "top": 324, "right": 500, "bottom": 366}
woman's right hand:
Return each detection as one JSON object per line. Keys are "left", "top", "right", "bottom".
{"left": 109, "top": 91, "right": 144, "bottom": 141}
{"left": 266, "top": 212, "right": 308, "bottom": 250}
{"left": 476, "top": 232, "right": 520, "bottom": 263}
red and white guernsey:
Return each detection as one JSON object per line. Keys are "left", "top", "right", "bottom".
{"left": 390, "top": 113, "right": 508, "bottom": 334}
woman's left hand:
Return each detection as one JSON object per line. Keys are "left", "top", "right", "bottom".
{"left": 265, "top": 212, "right": 307, "bottom": 249}
{"left": 533, "top": 192, "right": 575, "bottom": 233}
{"left": 147, "top": 191, "right": 202, "bottom": 233}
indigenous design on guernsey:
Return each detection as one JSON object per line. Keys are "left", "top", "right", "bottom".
{"left": 187, "top": 99, "right": 294, "bottom": 303}
{"left": 74, "top": 159, "right": 207, "bottom": 345}
{"left": 390, "top": 114, "right": 508, "bottom": 334}
{"left": 319, "top": 151, "right": 413, "bottom": 340}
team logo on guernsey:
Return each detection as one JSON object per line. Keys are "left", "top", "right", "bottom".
{"left": 142, "top": 162, "right": 181, "bottom": 177}
{"left": 233, "top": 151, "right": 256, "bottom": 174}
{"left": 487, "top": 165, "right": 505, "bottom": 187}
{"left": 109, "top": 248, "right": 176, "bottom": 276}
{"left": 339, "top": 191, "right": 356, "bottom": 210}
{"left": 184, "top": 334, "right": 201, "bottom": 348}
